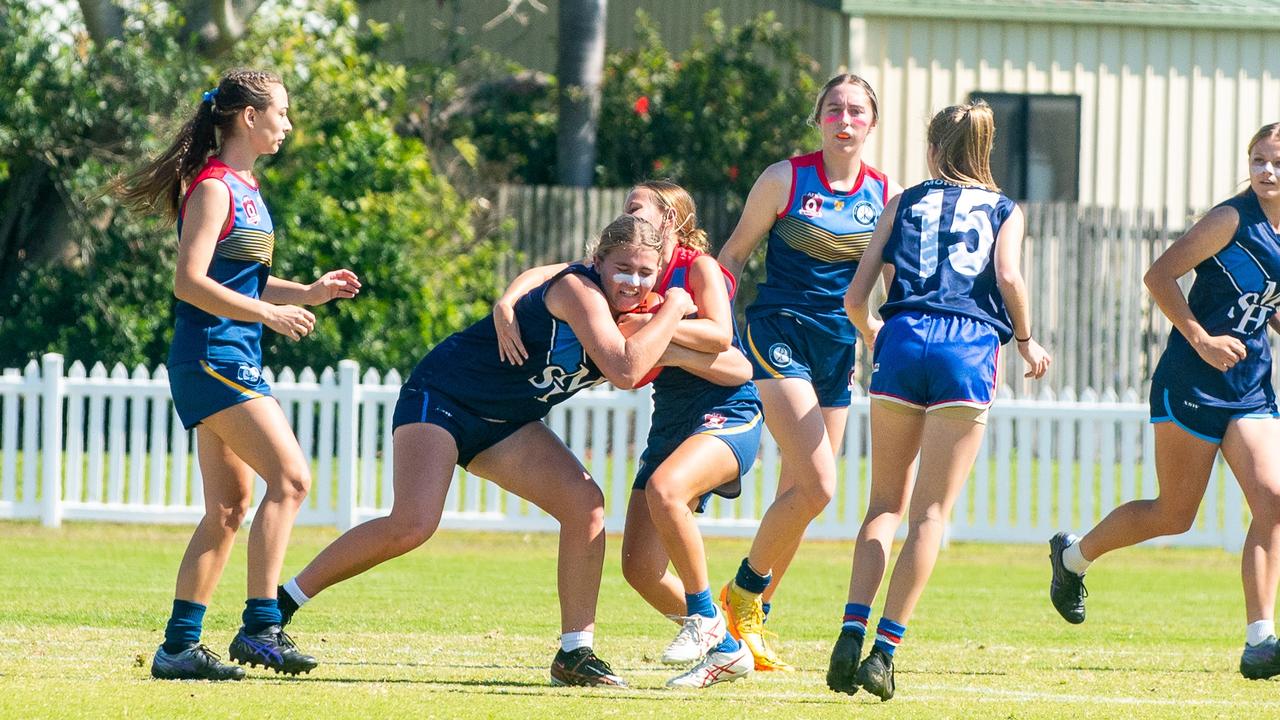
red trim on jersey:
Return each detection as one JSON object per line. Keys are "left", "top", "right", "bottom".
{"left": 802, "top": 150, "right": 866, "bottom": 197}
{"left": 180, "top": 160, "right": 236, "bottom": 242}
{"left": 658, "top": 245, "right": 738, "bottom": 303}
{"left": 862, "top": 163, "right": 890, "bottom": 204}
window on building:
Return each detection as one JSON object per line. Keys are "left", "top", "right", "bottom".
{"left": 967, "top": 92, "right": 1080, "bottom": 203}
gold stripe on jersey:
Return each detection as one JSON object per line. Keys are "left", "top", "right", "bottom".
{"left": 773, "top": 215, "right": 872, "bottom": 264}
{"left": 216, "top": 227, "right": 275, "bottom": 266}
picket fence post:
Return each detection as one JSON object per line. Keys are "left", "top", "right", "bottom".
{"left": 336, "top": 359, "right": 360, "bottom": 531}
{"left": 40, "top": 353, "right": 64, "bottom": 528}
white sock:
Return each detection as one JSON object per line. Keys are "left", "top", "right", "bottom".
{"left": 1062, "top": 538, "right": 1092, "bottom": 575}
{"left": 283, "top": 577, "right": 311, "bottom": 606}
{"left": 1247, "top": 619, "right": 1275, "bottom": 647}
{"left": 560, "top": 630, "right": 593, "bottom": 652}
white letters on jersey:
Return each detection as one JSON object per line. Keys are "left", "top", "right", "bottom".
{"left": 1231, "top": 280, "right": 1280, "bottom": 334}
{"left": 910, "top": 187, "right": 999, "bottom": 279}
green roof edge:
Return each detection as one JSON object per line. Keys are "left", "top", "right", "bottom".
{"left": 835, "top": 1, "right": 1280, "bottom": 31}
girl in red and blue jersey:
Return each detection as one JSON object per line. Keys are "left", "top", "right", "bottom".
{"left": 1049, "top": 123, "right": 1280, "bottom": 680}
{"left": 715, "top": 74, "right": 902, "bottom": 671}
{"left": 491, "top": 182, "right": 762, "bottom": 688}
{"left": 834, "top": 101, "right": 1050, "bottom": 700}
{"left": 117, "top": 69, "right": 360, "bottom": 681}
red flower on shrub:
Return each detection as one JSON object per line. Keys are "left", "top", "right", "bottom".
{"left": 653, "top": 159, "right": 665, "bottom": 171}
{"left": 727, "top": 166, "right": 740, "bottom": 181}
{"left": 633, "top": 96, "right": 650, "bottom": 116}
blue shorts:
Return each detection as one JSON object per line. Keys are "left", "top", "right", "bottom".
{"left": 169, "top": 359, "right": 272, "bottom": 430}
{"left": 1149, "top": 380, "right": 1279, "bottom": 443}
{"left": 744, "top": 311, "right": 856, "bottom": 407}
{"left": 869, "top": 311, "right": 999, "bottom": 411}
{"left": 633, "top": 400, "right": 763, "bottom": 514}
{"left": 391, "top": 384, "right": 527, "bottom": 467}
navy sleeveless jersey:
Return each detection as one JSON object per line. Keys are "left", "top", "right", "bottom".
{"left": 169, "top": 158, "right": 275, "bottom": 366}
{"left": 650, "top": 246, "right": 760, "bottom": 420}
{"left": 879, "top": 179, "right": 1018, "bottom": 343}
{"left": 748, "top": 152, "right": 890, "bottom": 342}
{"left": 1153, "top": 191, "right": 1280, "bottom": 407}
{"left": 407, "top": 264, "right": 608, "bottom": 423}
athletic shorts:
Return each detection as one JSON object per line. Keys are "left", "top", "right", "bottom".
{"left": 869, "top": 311, "right": 999, "bottom": 415}
{"left": 169, "top": 359, "right": 273, "bottom": 430}
{"left": 744, "top": 311, "right": 857, "bottom": 407}
{"left": 1149, "top": 380, "right": 1279, "bottom": 444}
{"left": 392, "top": 384, "right": 527, "bottom": 467}
{"left": 633, "top": 399, "right": 763, "bottom": 514}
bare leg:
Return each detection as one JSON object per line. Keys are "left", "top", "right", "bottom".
{"left": 620, "top": 491, "right": 684, "bottom": 617}
{"left": 1077, "top": 422, "right": 1218, "bottom": 562}
{"left": 173, "top": 429, "right": 254, "bottom": 604}
{"left": 1222, "top": 418, "right": 1280, "bottom": 625}
{"left": 646, "top": 435, "right": 740, "bottom": 594}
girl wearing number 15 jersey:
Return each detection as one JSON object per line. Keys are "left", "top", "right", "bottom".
{"left": 829, "top": 101, "right": 1051, "bottom": 701}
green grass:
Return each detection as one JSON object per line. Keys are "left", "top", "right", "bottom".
{"left": 1, "top": 522, "right": 1277, "bottom": 718}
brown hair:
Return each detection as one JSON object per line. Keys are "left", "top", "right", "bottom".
{"left": 811, "top": 74, "right": 879, "bottom": 127}
{"left": 114, "top": 68, "right": 282, "bottom": 221}
{"left": 632, "top": 180, "right": 709, "bottom": 253}
{"left": 589, "top": 214, "right": 663, "bottom": 262}
{"left": 1247, "top": 122, "right": 1280, "bottom": 155}
{"left": 927, "top": 101, "right": 999, "bottom": 192}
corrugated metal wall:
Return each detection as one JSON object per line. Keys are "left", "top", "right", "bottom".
{"left": 361, "top": 0, "right": 849, "bottom": 75}
{"left": 855, "top": 16, "right": 1280, "bottom": 225}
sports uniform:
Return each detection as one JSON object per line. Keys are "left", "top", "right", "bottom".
{"left": 1150, "top": 191, "right": 1280, "bottom": 442}
{"left": 745, "top": 152, "right": 890, "bottom": 407}
{"left": 168, "top": 158, "right": 275, "bottom": 429}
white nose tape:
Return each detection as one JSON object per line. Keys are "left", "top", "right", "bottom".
{"left": 1253, "top": 160, "right": 1279, "bottom": 176}
{"left": 612, "top": 272, "right": 656, "bottom": 288}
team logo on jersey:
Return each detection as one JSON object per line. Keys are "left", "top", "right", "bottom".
{"left": 853, "top": 201, "right": 877, "bottom": 225}
{"left": 236, "top": 364, "right": 261, "bottom": 384}
{"left": 702, "top": 413, "right": 727, "bottom": 430}
{"left": 242, "top": 197, "right": 261, "bottom": 225}
{"left": 769, "top": 343, "right": 793, "bottom": 367}
{"left": 1228, "top": 280, "right": 1280, "bottom": 334}
{"left": 834, "top": 200, "right": 845, "bottom": 212}
{"left": 798, "top": 192, "right": 824, "bottom": 219}
{"left": 530, "top": 365, "right": 602, "bottom": 403}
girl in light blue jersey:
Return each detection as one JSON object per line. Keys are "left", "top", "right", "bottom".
{"left": 715, "top": 74, "right": 902, "bottom": 671}
{"left": 116, "top": 69, "right": 360, "bottom": 680}
{"left": 1049, "top": 123, "right": 1280, "bottom": 680}
{"left": 832, "top": 101, "right": 1050, "bottom": 700}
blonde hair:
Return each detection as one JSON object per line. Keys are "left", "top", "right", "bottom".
{"left": 589, "top": 214, "right": 663, "bottom": 263}
{"left": 1248, "top": 122, "right": 1280, "bottom": 155}
{"left": 632, "top": 180, "right": 709, "bottom": 253}
{"left": 927, "top": 101, "right": 999, "bottom": 192}
{"left": 811, "top": 74, "right": 879, "bottom": 127}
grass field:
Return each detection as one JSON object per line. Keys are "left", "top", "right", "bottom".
{"left": 1, "top": 521, "right": 1277, "bottom": 719}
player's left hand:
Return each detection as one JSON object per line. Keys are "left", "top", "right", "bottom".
{"left": 1018, "top": 338, "right": 1052, "bottom": 379}
{"left": 308, "top": 269, "right": 361, "bottom": 305}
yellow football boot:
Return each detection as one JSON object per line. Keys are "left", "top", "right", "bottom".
{"left": 720, "top": 582, "right": 794, "bottom": 670}
{"left": 743, "top": 628, "right": 796, "bottom": 672}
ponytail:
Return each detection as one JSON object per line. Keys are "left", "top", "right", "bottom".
{"left": 927, "top": 101, "right": 999, "bottom": 192}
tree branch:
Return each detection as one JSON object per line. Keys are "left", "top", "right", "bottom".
{"left": 77, "top": 0, "right": 125, "bottom": 46}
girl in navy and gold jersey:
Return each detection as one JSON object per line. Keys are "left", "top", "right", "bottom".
{"left": 715, "top": 74, "right": 902, "bottom": 671}
{"left": 116, "top": 69, "right": 360, "bottom": 681}
{"left": 834, "top": 102, "right": 1050, "bottom": 700}
{"left": 279, "top": 215, "right": 737, "bottom": 688}
{"left": 1050, "top": 123, "right": 1280, "bottom": 680}
{"left": 493, "top": 181, "right": 763, "bottom": 688}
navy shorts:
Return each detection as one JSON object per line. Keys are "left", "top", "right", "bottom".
{"left": 744, "top": 311, "right": 856, "bottom": 407}
{"left": 169, "top": 359, "right": 272, "bottom": 430}
{"left": 1149, "top": 381, "right": 1279, "bottom": 444}
{"left": 634, "top": 399, "right": 763, "bottom": 514}
{"left": 869, "top": 311, "right": 999, "bottom": 411}
{"left": 391, "top": 384, "right": 527, "bottom": 467}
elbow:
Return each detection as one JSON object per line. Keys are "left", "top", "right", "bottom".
{"left": 173, "top": 275, "right": 195, "bottom": 303}
{"left": 1142, "top": 266, "right": 1162, "bottom": 292}
{"left": 706, "top": 331, "right": 733, "bottom": 354}
{"left": 609, "top": 372, "right": 640, "bottom": 391}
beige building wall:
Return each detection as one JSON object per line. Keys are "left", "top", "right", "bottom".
{"left": 361, "top": 0, "right": 850, "bottom": 77}
{"left": 852, "top": 15, "right": 1280, "bottom": 226}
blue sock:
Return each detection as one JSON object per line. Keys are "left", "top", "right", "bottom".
{"left": 163, "top": 599, "right": 206, "bottom": 654}
{"left": 685, "top": 588, "right": 716, "bottom": 618}
{"left": 734, "top": 558, "right": 771, "bottom": 594}
{"left": 842, "top": 603, "right": 871, "bottom": 636}
{"left": 714, "top": 634, "right": 741, "bottom": 653}
{"left": 762, "top": 601, "right": 772, "bottom": 623}
{"left": 874, "top": 617, "right": 907, "bottom": 657}
{"left": 241, "top": 597, "right": 282, "bottom": 634}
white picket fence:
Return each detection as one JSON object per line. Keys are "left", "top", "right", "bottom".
{"left": 0, "top": 353, "right": 1252, "bottom": 549}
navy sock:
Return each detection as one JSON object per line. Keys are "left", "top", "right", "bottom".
{"left": 874, "top": 617, "right": 907, "bottom": 657}
{"left": 842, "top": 602, "right": 871, "bottom": 636}
{"left": 162, "top": 599, "right": 206, "bottom": 654}
{"left": 762, "top": 601, "right": 772, "bottom": 623}
{"left": 734, "top": 558, "right": 771, "bottom": 595}
{"left": 685, "top": 588, "right": 716, "bottom": 618}
{"left": 241, "top": 597, "right": 283, "bottom": 634}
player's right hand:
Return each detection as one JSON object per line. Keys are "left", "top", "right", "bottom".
{"left": 266, "top": 304, "right": 315, "bottom": 341}
{"left": 1191, "top": 332, "right": 1247, "bottom": 372}
{"left": 662, "top": 286, "right": 697, "bottom": 317}
{"left": 494, "top": 300, "right": 528, "bottom": 365}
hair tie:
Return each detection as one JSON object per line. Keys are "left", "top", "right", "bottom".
{"left": 201, "top": 87, "right": 219, "bottom": 104}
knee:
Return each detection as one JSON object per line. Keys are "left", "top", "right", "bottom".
{"left": 645, "top": 477, "right": 688, "bottom": 515}
{"left": 1151, "top": 501, "right": 1198, "bottom": 535}
{"left": 620, "top": 549, "right": 661, "bottom": 592}
{"left": 554, "top": 481, "right": 606, "bottom": 534}
{"left": 385, "top": 513, "right": 439, "bottom": 554}
{"left": 213, "top": 494, "right": 253, "bottom": 531}
{"left": 796, "top": 473, "right": 836, "bottom": 516}
{"left": 1250, "top": 486, "right": 1280, "bottom": 524}
{"left": 906, "top": 506, "right": 948, "bottom": 538}
{"left": 276, "top": 463, "right": 311, "bottom": 504}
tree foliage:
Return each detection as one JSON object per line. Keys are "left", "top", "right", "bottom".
{"left": 0, "top": 0, "right": 501, "bottom": 373}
